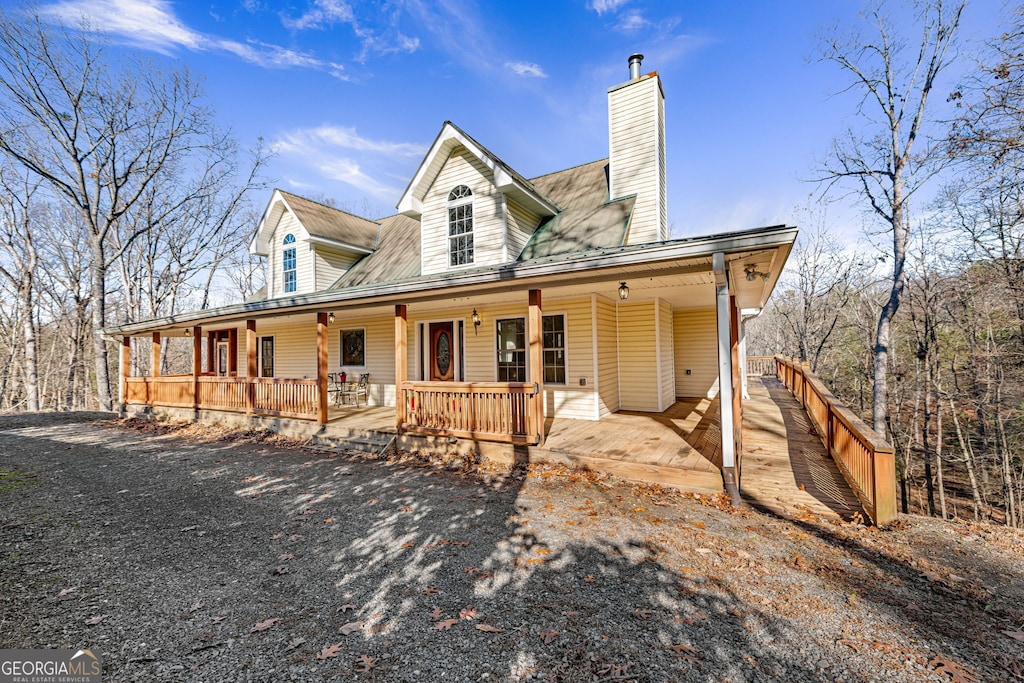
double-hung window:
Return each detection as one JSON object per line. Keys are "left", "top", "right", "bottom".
{"left": 259, "top": 336, "right": 274, "bottom": 378}
{"left": 447, "top": 185, "right": 474, "bottom": 267}
{"left": 542, "top": 314, "right": 566, "bottom": 384}
{"left": 282, "top": 233, "right": 297, "bottom": 293}
{"left": 496, "top": 318, "right": 526, "bottom": 382}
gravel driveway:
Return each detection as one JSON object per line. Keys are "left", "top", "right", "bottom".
{"left": 1, "top": 412, "right": 1022, "bottom": 682}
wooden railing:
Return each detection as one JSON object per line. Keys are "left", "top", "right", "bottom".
{"left": 124, "top": 375, "right": 319, "bottom": 421}
{"left": 746, "top": 356, "right": 777, "bottom": 377}
{"left": 400, "top": 381, "right": 541, "bottom": 444}
{"left": 252, "top": 378, "right": 318, "bottom": 419}
{"left": 774, "top": 356, "right": 898, "bottom": 526}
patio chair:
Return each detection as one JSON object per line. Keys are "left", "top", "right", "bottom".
{"left": 328, "top": 372, "right": 347, "bottom": 406}
{"left": 340, "top": 373, "right": 369, "bottom": 407}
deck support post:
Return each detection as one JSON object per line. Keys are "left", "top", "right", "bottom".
{"left": 192, "top": 326, "right": 202, "bottom": 413}
{"left": 395, "top": 304, "right": 407, "bottom": 433}
{"left": 151, "top": 332, "right": 161, "bottom": 378}
{"left": 529, "top": 289, "right": 545, "bottom": 445}
{"left": 120, "top": 336, "right": 130, "bottom": 413}
{"left": 246, "top": 320, "right": 257, "bottom": 415}
{"left": 317, "top": 312, "right": 329, "bottom": 426}
{"left": 713, "top": 252, "right": 742, "bottom": 506}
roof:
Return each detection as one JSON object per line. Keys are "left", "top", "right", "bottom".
{"left": 520, "top": 159, "right": 634, "bottom": 259}
{"left": 330, "top": 213, "right": 421, "bottom": 289}
{"left": 278, "top": 191, "right": 380, "bottom": 251}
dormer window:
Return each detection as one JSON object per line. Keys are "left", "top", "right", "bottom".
{"left": 283, "top": 233, "right": 297, "bottom": 293}
{"left": 447, "top": 185, "right": 474, "bottom": 267}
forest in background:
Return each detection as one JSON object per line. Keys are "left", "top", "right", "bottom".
{"left": 1, "top": 1, "right": 1022, "bottom": 528}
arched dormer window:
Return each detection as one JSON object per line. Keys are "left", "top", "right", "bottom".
{"left": 282, "top": 233, "right": 297, "bottom": 293}
{"left": 447, "top": 185, "right": 474, "bottom": 267}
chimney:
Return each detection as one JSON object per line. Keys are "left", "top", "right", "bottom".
{"left": 608, "top": 54, "right": 667, "bottom": 245}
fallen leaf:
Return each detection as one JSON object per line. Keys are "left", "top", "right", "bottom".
{"left": 316, "top": 643, "right": 342, "bottom": 659}
{"left": 57, "top": 587, "right": 78, "bottom": 597}
{"left": 476, "top": 624, "right": 503, "bottom": 633}
{"left": 339, "top": 621, "right": 364, "bottom": 636}
{"left": 211, "top": 615, "right": 226, "bottom": 624}
{"left": 270, "top": 532, "right": 284, "bottom": 540}
{"left": 1003, "top": 630, "right": 1024, "bottom": 642}
{"left": 669, "top": 643, "right": 700, "bottom": 656}
{"left": 278, "top": 553, "right": 295, "bottom": 561}
{"left": 423, "top": 586, "right": 440, "bottom": 595}
{"left": 324, "top": 517, "right": 334, "bottom": 524}
{"left": 401, "top": 542, "right": 416, "bottom": 549}
{"left": 459, "top": 608, "right": 478, "bottom": 620}
{"left": 250, "top": 618, "right": 280, "bottom": 632}
{"left": 400, "top": 506, "right": 412, "bottom": 513}
{"left": 339, "top": 604, "right": 357, "bottom": 613}
{"left": 272, "top": 566, "right": 289, "bottom": 575}
{"left": 539, "top": 629, "right": 559, "bottom": 644}
{"left": 288, "top": 534, "right": 302, "bottom": 542}
{"left": 189, "top": 600, "right": 204, "bottom": 612}
{"left": 690, "top": 521, "right": 706, "bottom": 529}
{"left": 353, "top": 654, "right": 377, "bottom": 673}
{"left": 180, "top": 525, "right": 197, "bottom": 532}
{"left": 433, "top": 618, "right": 459, "bottom": 631}
{"left": 464, "top": 566, "right": 480, "bottom": 574}
{"left": 85, "top": 615, "right": 107, "bottom": 625}
{"left": 583, "top": 575, "right": 595, "bottom": 583}
{"left": 430, "top": 607, "right": 444, "bottom": 621}
{"left": 633, "top": 608, "right": 654, "bottom": 619}
{"left": 929, "top": 655, "right": 980, "bottom": 682}
{"left": 285, "top": 636, "right": 306, "bottom": 652}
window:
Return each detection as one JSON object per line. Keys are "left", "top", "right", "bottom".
{"left": 496, "top": 318, "right": 526, "bottom": 382}
{"left": 282, "top": 233, "right": 297, "bottom": 293}
{"left": 259, "top": 336, "right": 274, "bottom": 377}
{"left": 447, "top": 185, "right": 474, "bottom": 267}
{"left": 542, "top": 314, "right": 566, "bottom": 384}
{"left": 341, "top": 328, "right": 365, "bottom": 366}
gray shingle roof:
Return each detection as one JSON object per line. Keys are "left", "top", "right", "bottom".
{"left": 330, "top": 214, "right": 421, "bottom": 289}
{"left": 278, "top": 191, "right": 380, "bottom": 251}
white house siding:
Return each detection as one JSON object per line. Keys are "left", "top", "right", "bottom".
{"left": 673, "top": 309, "right": 718, "bottom": 398}
{"left": 315, "top": 248, "right": 360, "bottom": 291}
{"left": 267, "top": 211, "right": 313, "bottom": 298}
{"left": 615, "top": 301, "right": 660, "bottom": 412}
{"left": 595, "top": 296, "right": 619, "bottom": 418}
{"left": 407, "top": 297, "right": 597, "bottom": 420}
{"left": 329, "top": 313, "right": 396, "bottom": 406}
{"left": 506, "top": 199, "right": 540, "bottom": 259}
{"left": 248, "top": 317, "right": 318, "bottom": 380}
{"left": 608, "top": 75, "right": 666, "bottom": 245}
{"left": 420, "top": 147, "right": 505, "bottom": 276}
{"left": 657, "top": 298, "right": 675, "bottom": 411}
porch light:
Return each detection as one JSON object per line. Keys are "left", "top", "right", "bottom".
{"left": 618, "top": 282, "right": 629, "bottom": 300}
{"left": 328, "top": 312, "right": 336, "bottom": 324}
{"left": 184, "top": 328, "right": 191, "bottom": 337}
{"left": 471, "top": 308, "right": 481, "bottom": 333}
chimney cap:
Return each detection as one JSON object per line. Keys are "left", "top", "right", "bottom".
{"left": 628, "top": 53, "right": 644, "bottom": 79}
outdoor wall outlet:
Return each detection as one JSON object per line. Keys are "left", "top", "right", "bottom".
{"left": 686, "top": 368, "right": 692, "bottom": 375}
{"left": 579, "top": 377, "right": 587, "bottom": 386}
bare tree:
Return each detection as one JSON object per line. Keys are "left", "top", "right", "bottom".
{"left": 0, "top": 6, "right": 233, "bottom": 410}
{"left": 819, "top": 0, "right": 964, "bottom": 436}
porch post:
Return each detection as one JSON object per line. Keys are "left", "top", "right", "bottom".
{"left": 192, "top": 326, "right": 202, "bottom": 411}
{"left": 713, "top": 252, "right": 741, "bottom": 506}
{"left": 528, "top": 289, "right": 545, "bottom": 445}
{"left": 120, "top": 335, "right": 130, "bottom": 412}
{"left": 317, "top": 312, "right": 328, "bottom": 425}
{"left": 246, "top": 320, "right": 257, "bottom": 414}
{"left": 395, "top": 304, "right": 407, "bottom": 432}
{"left": 730, "top": 295, "right": 743, "bottom": 462}
{"left": 151, "top": 332, "right": 161, "bottom": 378}
{"left": 738, "top": 318, "right": 748, "bottom": 399}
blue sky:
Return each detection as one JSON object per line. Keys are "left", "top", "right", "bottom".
{"left": 37, "top": 0, "right": 1004, "bottom": 238}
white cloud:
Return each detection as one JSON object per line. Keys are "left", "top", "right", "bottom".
{"left": 587, "top": 0, "right": 630, "bottom": 16}
{"left": 282, "top": 0, "right": 354, "bottom": 30}
{"left": 283, "top": 0, "right": 420, "bottom": 63}
{"left": 40, "top": 0, "right": 348, "bottom": 80}
{"left": 273, "top": 126, "right": 427, "bottom": 200}
{"left": 617, "top": 10, "right": 649, "bottom": 31}
{"left": 505, "top": 61, "right": 547, "bottom": 78}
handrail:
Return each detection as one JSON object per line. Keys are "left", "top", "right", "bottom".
{"left": 400, "top": 381, "right": 540, "bottom": 444}
{"left": 746, "top": 356, "right": 776, "bottom": 377}
{"left": 125, "top": 375, "right": 320, "bottom": 421}
{"left": 774, "top": 355, "right": 898, "bottom": 526}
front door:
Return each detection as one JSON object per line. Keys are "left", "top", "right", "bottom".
{"left": 429, "top": 322, "right": 455, "bottom": 381}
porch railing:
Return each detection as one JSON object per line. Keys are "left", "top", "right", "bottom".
{"left": 774, "top": 356, "right": 897, "bottom": 526}
{"left": 125, "top": 375, "right": 320, "bottom": 421}
{"left": 746, "top": 356, "right": 776, "bottom": 377}
{"left": 399, "top": 381, "right": 541, "bottom": 445}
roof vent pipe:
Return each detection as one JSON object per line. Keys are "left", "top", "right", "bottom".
{"left": 628, "top": 53, "right": 644, "bottom": 80}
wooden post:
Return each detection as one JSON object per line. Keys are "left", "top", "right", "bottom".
{"left": 874, "top": 445, "right": 898, "bottom": 526}
{"left": 246, "top": 320, "right": 257, "bottom": 414}
{"left": 395, "top": 304, "right": 408, "bottom": 432}
{"left": 192, "top": 326, "right": 202, "bottom": 411}
{"left": 317, "top": 312, "right": 329, "bottom": 425}
{"left": 120, "top": 336, "right": 131, "bottom": 411}
{"left": 528, "top": 289, "right": 544, "bottom": 445}
{"left": 712, "top": 252, "right": 740, "bottom": 505}
{"left": 730, "top": 295, "right": 742, "bottom": 470}
{"left": 151, "top": 332, "right": 161, "bottom": 377}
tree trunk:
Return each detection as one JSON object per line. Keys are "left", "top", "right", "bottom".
{"left": 950, "top": 397, "right": 983, "bottom": 521}
{"left": 922, "top": 348, "right": 936, "bottom": 516}
{"left": 935, "top": 383, "right": 947, "bottom": 520}
{"left": 19, "top": 276, "right": 38, "bottom": 412}
{"left": 91, "top": 240, "right": 112, "bottom": 411}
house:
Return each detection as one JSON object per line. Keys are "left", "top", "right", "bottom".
{"left": 108, "top": 55, "right": 796, "bottom": 501}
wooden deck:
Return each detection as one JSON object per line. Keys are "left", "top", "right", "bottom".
{"left": 741, "top": 377, "right": 864, "bottom": 521}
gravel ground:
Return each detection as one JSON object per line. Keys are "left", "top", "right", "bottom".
{"left": 1, "top": 412, "right": 1023, "bottom": 682}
